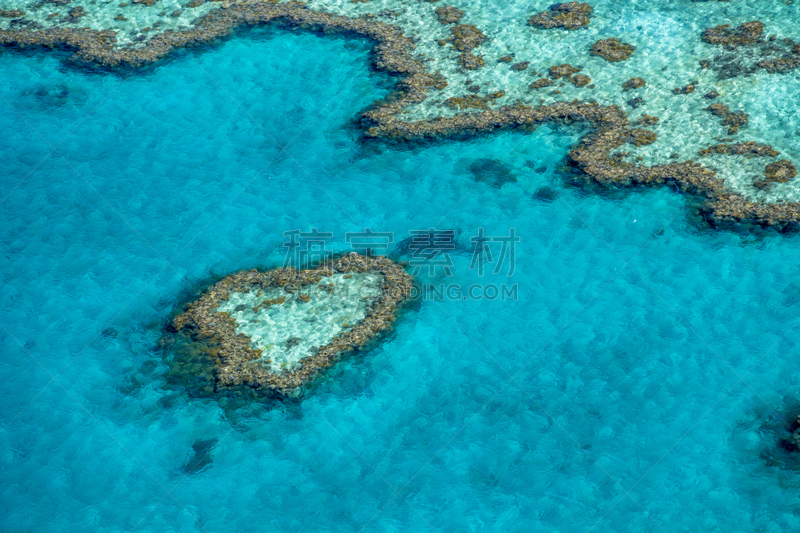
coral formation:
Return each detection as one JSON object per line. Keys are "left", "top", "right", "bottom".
{"left": 548, "top": 64, "right": 581, "bottom": 79}
{"left": 705, "top": 103, "right": 748, "bottom": 135}
{"left": 530, "top": 78, "right": 555, "bottom": 89}
{"left": 168, "top": 254, "right": 413, "bottom": 396}
{"left": 435, "top": 5, "right": 463, "bottom": 24}
{"left": 702, "top": 21, "right": 764, "bottom": 46}
{"left": 4, "top": 1, "right": 800, "bottom": 228}
{"left": 444, "top": 91, "right": 504, "bottom": 110}
{"left": 450, "top": 24, "right": 485, "bottom": 51}
{"left": 590, "top": 38, "right": 635, "bottom": 62}
{"left": 628, "top": 128, "right": 657, "bottom": 147}
{"left": 529, "top": 2, "right": 592, "bottom": 31}
{"left": 458, "top": 52, "right": 485, "bottom": 70}
{"left": 622, "top": 77, "right": 645, "bottom": 90}
{"left": 698, "top": 142, "right": 779, "bottom": 158}
{"left": 570, "top": 74, "right": 591, "bottom": 87}
{"left": 754, "top": 159, "right": 798, "bottom": 190}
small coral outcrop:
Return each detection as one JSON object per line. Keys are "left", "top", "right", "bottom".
{"left": 166, "top": 254, "right": 413, "bottom": 397}
{"left": 529, "top": 2, "right": 592, "bottom": 31}
{"left": 754, "top": 159, "right": 797, "bottom": 190}
{"left": 590, "top": 38, "right": 635, "bottom": 62}
{"left": 435, "top": 5, "right": 464, "bottom": 24}
{"left": 702, "top": 21, "right": 764, "bottom": 46}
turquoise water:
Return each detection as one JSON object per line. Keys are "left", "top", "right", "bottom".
{"left": 5, "top": 26, "right": 800, "bottom": 532}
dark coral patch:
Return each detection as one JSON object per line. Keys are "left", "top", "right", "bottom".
{"left": 754, "top": 159, "right": 798, "bottom": 189}
{"left": 622, "top": 77, "right": 645, "bottom": 90}
{"left": 705, "top": 103, "right": 748, "bottom": 135}
{"left": 469, "top": 158, "right": 517, "bottom": 188}
{"left": 590, "top": 38, "right": 635, "bottom": 62}
{"left": 444, "top": 91, "right": 504, "bottom": 110}
{"left": 529, "top": 2, "right": 592, "bottom": 31}
{"left": 698, "top": 142, "right": 778, "bottom": 158}
{"left": 548, "top": 63, "right": 581, "bottom": 79}
{"left": 530, "top": 78, "right": 555, "bottom": 89}
{"left": 435, "top": 5, "right": 464, "bottom": 24}
{"left": 570, "top": 74, "right": 591, "bottom": 87}
{"left": 702, "top": 21, "right": 764, "bottom": 46}
{"left": 451, "top": 24, "right": 485, "bottom": 51}
{"left": 458, "top": 52, "right": 485, "bottom": 70}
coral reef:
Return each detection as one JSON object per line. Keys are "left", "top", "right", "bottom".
{"left": 435, "top": 5, "right": 463, "bottom": 24}
{"left": 548, "top": 64, "right": 581, "bottom": 79}
{"left": 698, "top": 142, "right": 779, "bottom": 158}
{"left": 168, "top": 254, "right": 413, "bottom": 396}
{"left": 702, "top": 21, "right": 764, "bottom": 46}
{"left": 622, "top": 77, "right": 645, "bottom": 90}
{"left": 458, "top": 52, "right": 485, "bottom": 70}
{"left": 590, "top": 38, "right": 635, "bottom": 62}
{"left": 570, "top": 74, "right": 591, "bottom": 87}
{"left": 754, "top": 159, "right": 798, "bottom": 190}
{"left": 444, "top": 91, "right": 504, "bottom": 110}
{"left": 450, "top": 24, "right": 485, "bottom": 51}
{"left": 530, "top": 78, "right": 555, "bottom": 89}
{"left": 529, "top": 2, "right": 592, "bottom": 31}
{"left": 4, "top": 1, "right": 800, "bottom": 228}
{"left": 705, "top": 103, "right": 748, "bottom": 135}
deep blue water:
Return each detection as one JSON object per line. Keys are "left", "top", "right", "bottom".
{"left": 4, "top": 27, "right": 800, "bottom": 532}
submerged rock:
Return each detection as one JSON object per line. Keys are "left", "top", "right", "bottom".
{"left": 673, "top": 84, "right": 696, "bottom": 94}
{"left": 529, "top": 2, "right": 593, "bottom": 31}
{"left": 182, "top": 438, "right": 217, "bottom": 475}
{"left": 533, "top": 186, "right": 559, "bottom": 203}
{"left": 167, "top": 254, "right": 413, "bottom": 397}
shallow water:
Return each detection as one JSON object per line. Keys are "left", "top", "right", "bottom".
{"left": 4, "top": 26, "right": 800, "bottom": 533}
{"left": 218, "top": 271, "right": 383, "bottom": 372}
